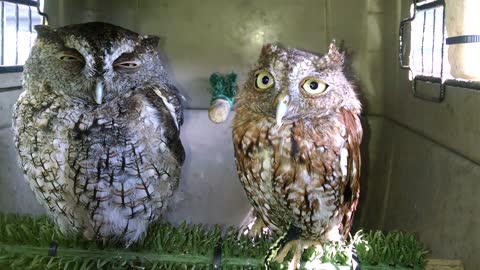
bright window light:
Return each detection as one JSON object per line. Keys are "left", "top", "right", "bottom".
{"left": 0, "top": 0, "right": 44, "bottom": 67}
{"left": 409, "top": 5, "right": 448, "bottom": 78}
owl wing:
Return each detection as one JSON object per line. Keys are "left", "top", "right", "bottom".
{"left": 290, "top": 108, "right": 362, "bottom": 238}
{"left": 143, "top": 84, "right": 185, "bottom": 165}
{"left": 337, "top": 108, "right": 362, "bottom": 236}
{"left": 12, "top": 91, "right": 84, "bottom": 231}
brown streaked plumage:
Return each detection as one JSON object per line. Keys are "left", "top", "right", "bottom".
{"left": 233, "top": 42, "right": 362, "bottom": 249}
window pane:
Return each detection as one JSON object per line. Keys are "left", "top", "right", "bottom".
{"left": 410, "top": 6, "right": 446, "bottom": 78}
{"left": 1, "top": 1, "right": 43, "bottom": 67}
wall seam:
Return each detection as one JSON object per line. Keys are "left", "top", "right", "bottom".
{"left": 366, "top": 114, "right": 480, "bottom": 166}
{"left": 378, "top": 138, "right": 394, "bottom": 228}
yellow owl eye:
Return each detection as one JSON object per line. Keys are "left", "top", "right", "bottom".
{"left": 301, "top": 78, "right": 328, "bottom": 95}
{"left": 254, "top": 71, "right": 274, "bottom": 90}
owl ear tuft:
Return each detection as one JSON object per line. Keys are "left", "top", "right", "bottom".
{"left": 34, "top": 25, "right": 56, "bottom": 40}
{"left": 327, "top": 39, "right": 345, "bottom": 65}
{"left": 140, "top": 35, "right": 160, "bottom": 48}
{"left": 261, "top": 43, "right": 278, "bottom": 54}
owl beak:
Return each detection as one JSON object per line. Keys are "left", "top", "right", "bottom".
{"left": 276, "top": 92, "right": 290, "bottom": 126}
{"left": 94, "top": 81, "right": 103, "bottom": 105}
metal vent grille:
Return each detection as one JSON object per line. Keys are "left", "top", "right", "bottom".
{"left": 399, "top": 0, "right": 446, "bottom": 102}
{"left": 0, "top": 0, "right": 46, "bottom": 73}
{"left": 399, "top": 0, "right": 480, "bottom": 102}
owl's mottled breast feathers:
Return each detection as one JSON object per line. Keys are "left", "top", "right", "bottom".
{"left": 233, "top": 42, "right": 362, "bottom": 241}
{"left": 13, "top": 22, "right": 184, "bottom": 244}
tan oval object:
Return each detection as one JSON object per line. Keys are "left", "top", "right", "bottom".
{"left": 208, "top": 99, "right": 231, "bottom": 124}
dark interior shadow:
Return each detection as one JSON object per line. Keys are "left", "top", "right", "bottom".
{"left": 352, "top": 114, "right": 371, "bottom": 233}
{"left": 154, "top": 36, "right": 192, "bottom": 107}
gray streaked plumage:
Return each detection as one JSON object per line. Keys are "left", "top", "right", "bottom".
{"left": 13, "top": 22, "right": 185, "bottom": 244}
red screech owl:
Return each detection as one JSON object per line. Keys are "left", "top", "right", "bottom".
{"left": 13, "top": 22, "right": 185, "bottom": 245}
{"left": 232, "top": 41, "right": 362, "bottom": 261}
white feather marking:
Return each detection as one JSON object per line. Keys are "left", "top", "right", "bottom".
{"left": 289, "top": 184, "right": 304, "bottom": 194}
{"left": 310, "top": 194, "right": 337, "bottom": 223}
{"left": 339, "top": 148, "right": 349, "bottom": 176}
{"left": 153, "top": 88, "right": 178, "bottom": 129}
{"left": 324, "top": 223, "right": 342, "bottom": 242}
{"left": 36, "top": 117, "right": 48, "bottom": 126}
{"left": 287, "top": 192, "right": 298, "bottom": 201}
{"left": 142, "top": 104, "right": 161, "bottom": 128}
{"left": 135, "top": 188, "right": 149, "bottom": 200}
{"left": 141, "top": 168, "right": 156, "bottom": 179}
{"left": 300, "top": 168, "right": 311, "bottom": 184}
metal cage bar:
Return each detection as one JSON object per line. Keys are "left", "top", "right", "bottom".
{"left": 14, "top": 3, "right": 18, "bottom": 65}
{"left": 28, "top": 5, "right": 31, "bottom": 47}
{"left": 1, "top": 1, "right": 4, "bottom": 66}
{"left": 399, "top": 0, "right": 480, "bottom": 100}
{"left": 421, "top": 11, "right": 426, "bottom": 74}
{"left": 431, "top": 9, "right": 436, "bottom": 75}
{"left": 2, "top": 0, "right": 37, "bottom": 8}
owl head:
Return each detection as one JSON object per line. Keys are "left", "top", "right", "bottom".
{"left": 236, "top": 41, "right": 361, "bottom": 125}
{"left": 24, "top": 22, "right": 174, "bottom": 105}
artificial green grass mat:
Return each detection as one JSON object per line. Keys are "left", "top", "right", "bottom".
{"left": 0, "top": 213, "right": 427, "bottom": 269}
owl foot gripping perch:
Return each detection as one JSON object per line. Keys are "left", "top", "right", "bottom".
{"left": 239, "top": 208, "right": 271, "bottom": 240}
{"left": 268, "top": 239, "right": 323, "bottom": 270}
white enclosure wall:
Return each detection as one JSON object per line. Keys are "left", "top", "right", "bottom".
{"left": 359, "top": 1, "right": 480, "bottom": 269}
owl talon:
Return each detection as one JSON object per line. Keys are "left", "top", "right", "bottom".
{"left": 238, "top": 216, "right": 269, "bottom": 240}
{"left": 288, "top": 243, "right": 303, "bottom": 270}
{"left": 272, "top": 240, "right": 294, "bottom": 264}
{"left": 238, "top": 208, "right": 270, "bottom": 240}
{"left": 272, "top": 240, "right": 320, "bottom": 270}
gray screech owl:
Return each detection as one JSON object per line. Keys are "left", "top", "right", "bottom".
{"left": 13, "top": 22, "right": 185, "bottom": 244}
